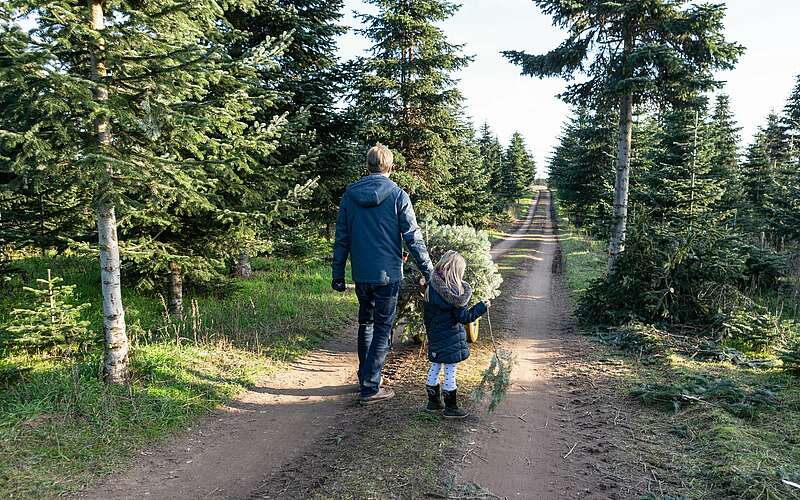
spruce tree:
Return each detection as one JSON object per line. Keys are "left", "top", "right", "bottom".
{"left": 443, "top": 123, "right": 492, "bottom": 227}
{"left": 477, "top": 123, "right": 505, "bottom": 213}
{"left": 226, "top": 0, "right": 356, "bottom": 237}
{"left": 6, "top": 270, "right": 92, "bottom": 353}
{"left": 709, "top": 94, "right": 743, "bottom": 221}
{"left": 767, "top": 77, "right": 800, "bottom": 243}
{"left": 741, "top": 128, "right": 773, "bottom": 230}
{"left": 742, "top": 113, "right": 791, "bottom": 244}
{"left": 501, "top": 132, "right": 535, "bottom": 203}
{"left": 352, "top": 0, "right": 472, "bottom": 219}
{"left": 0, "top": 1, "right": 301, "bottom": 381}
{"left": 643, "top": 100, "right": 723, "bottom": 228}
{"left": 549, "top": 106, "right": 615, "bottom": 233}
{"left": 504, "top": 0, "right": 743, "bottom": 272}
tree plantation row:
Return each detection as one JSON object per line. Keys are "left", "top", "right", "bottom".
{"left": 0, "top": 1, "right": 535, "bottom": 381}
{"left": 511, "top": 1, "right": 798, "bottom": 367}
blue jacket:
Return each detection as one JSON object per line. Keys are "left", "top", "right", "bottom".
{"left": 424, "top": 273, "right": 488, "bottom": 365}
{"left": 332, "top": 174, "right": 434, "bottom": 285}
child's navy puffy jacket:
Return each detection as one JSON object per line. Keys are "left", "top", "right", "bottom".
{"left": 423, "top": 273, "right": 487, "bottom": 364}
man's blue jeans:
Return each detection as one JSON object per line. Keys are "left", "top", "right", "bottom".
{"left": 355, "top": 281, "right": 400, "bottom": 397}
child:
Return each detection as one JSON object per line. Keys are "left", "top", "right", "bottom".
{"left": 423, "top": 250, "right": 490, "bottom": 419}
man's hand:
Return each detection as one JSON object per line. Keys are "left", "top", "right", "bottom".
{"left": 331, "top": 278, "right": 346, "bottom": 292}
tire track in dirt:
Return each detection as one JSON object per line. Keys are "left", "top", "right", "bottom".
{"left": 459, "top": 190, "right": 647, "bottom": 499}
{"left": 79, "top": 334, "right": 363, "bottom": 499}
{"left": 80, "top": 191, "right": 652, "bottom": 499}
{"left": 77, "top": 204, "right": 537, "bottom": 500}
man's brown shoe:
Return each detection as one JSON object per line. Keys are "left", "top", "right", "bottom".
{"left": 360, "top": 387, "right": 395, "bottom": 405}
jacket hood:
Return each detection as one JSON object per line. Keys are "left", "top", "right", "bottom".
{"left": 430, "top": 272, "right": 472, "bottom": 307}
{"left": 346, "top": 174, "right": 397, "bottom": 207}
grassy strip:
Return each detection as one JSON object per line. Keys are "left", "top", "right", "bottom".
{"left": 0, "top": 254, "right": 357, "bottom": 497}
{"left": 553, "top": 192, "right": 800, "bottom": 499}
{"left": 298, "top": 337, "right": 496, "bottom": 499}
{"left": 486, "top": 195, "right": 537, "bottom": 247}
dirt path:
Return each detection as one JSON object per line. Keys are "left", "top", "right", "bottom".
{"left": 82, "top": 191, "right": 644, "bottom": 499}
{"left": 79, "top": 199, "right": 550, "bottom": 500}
{"left": 81, "top": 335, "right": 362, "bottom": 499}
{"left": 461, "top": 190, "right": 638, "bottom": 499}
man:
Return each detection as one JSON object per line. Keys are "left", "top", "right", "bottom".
{"left": 332, "top": 143, "right": 435, "bottom": 404}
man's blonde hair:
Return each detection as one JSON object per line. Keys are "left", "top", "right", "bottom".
{"left": 367, "top": 143, "right": 394, "bottom": 174}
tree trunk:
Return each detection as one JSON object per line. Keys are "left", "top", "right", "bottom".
{"left": 168, "top": 260, "right": 183, "bottom": 316}
{"left": 97, "top": 204, "right": 128, "bottom": 383}
{"left": 608, "top": 27, "right": 634, "bottom": 275}
{"left": 608, "top": 91, "right": 633, "bottom": 274}
{"left": 92, "top": 0, "right": 129, "bottom": 384}
{"left": 233, "top": 251, "right": 252, "bottom": 279}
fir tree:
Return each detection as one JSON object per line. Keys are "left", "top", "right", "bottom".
{"left": 352, "top": 0, "right": 472, "bottom": 219}
{"left": 226, "top": 0, "right": 357, "bottom": 236}
{"left": 501, "top": 132, "right": 535, "bottom": 203}
{"left": 742, "top": 113, "right": 791, "bottom": 243}
{"left": 548, "top": 106, "right": 615, "bottom": 233}
{"left": 477, "top": 123, "right": 505, "bottom": 213}
{"left": 643, "top": 100, "right": 723, "bottom": 228}
{"left": 766, "top": 78, "right": 800, "bottom": 243}
{"left": 709, "top": 94, "right": 743, "bottom": 221}
{"left": 741, "top": 127, "right": 773, "bottom": 228}
{"left": 504, "top": 0, "right": 743, "bottom": 272}
{"left": 6, "top": 270, "right": 92, "bottom": 353}
{"left": 443, "top": 124, "right": 492, "bottom": 227}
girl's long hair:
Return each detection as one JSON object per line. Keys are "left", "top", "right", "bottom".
{"left": 426, "top": 250, "right": 466, "bottom": 301}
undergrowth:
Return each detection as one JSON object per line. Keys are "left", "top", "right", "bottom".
{"left": 0, "top": 253, "right": 358, "bottom": 497}
{"left": 554, "top": 191, "right": 800, "bottom": 499}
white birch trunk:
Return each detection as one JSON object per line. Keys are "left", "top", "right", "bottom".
{"left": 608, "top": 26, "right": 634, "bottom": 275}
{"left": 608, "top": 91, "right": 633, "bottom": 274}
{"left": 92, "top": 0, "right": 129, "bottom": 384}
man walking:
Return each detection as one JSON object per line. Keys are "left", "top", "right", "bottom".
{"left": 332, "top": 144, "right": 435, "bottom": 404}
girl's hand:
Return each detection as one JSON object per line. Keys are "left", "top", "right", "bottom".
{"left": 483, "top": 300, "right": 491, "bottom": 308}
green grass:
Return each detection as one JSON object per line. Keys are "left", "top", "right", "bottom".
{"left": 0, "top": 253, "right": 358, "bottom": 497}
{"left": 553, "top": 199, "right": 606, "bottom": 296}
{"left": 486, "top": 195, "right": 537, "bottom": 247}
{"left": 552, "top": 191, "right": 800, "bottom": 499}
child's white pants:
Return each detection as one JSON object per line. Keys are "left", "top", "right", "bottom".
{"left": 427, "top": 363, "right": 457, "bottom": 391}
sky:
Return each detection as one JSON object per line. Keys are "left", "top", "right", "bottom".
{"left": 336, "top": 0, "right": 800, "bottom": 177}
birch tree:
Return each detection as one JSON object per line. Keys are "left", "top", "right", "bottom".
{"left": 503, "top": 0, "right": 743, "bottom": 273}
{"left": 0, "top": 0, "right": 304, "bottom": 378}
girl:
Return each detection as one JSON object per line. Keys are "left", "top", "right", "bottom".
{"left": 423, "top": 250, "right": 490, "bottom": 419}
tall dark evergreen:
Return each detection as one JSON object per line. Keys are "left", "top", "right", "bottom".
{"left": 442, "top": 124, "right": 492, "bottom": 227}
{"left": 226, "top": 0, "right": 357, "bottom": 236}
{"left": 709, "top": 94, "right": 743, "bottom": 220}
{"left": 501, "top": 132, "right": 535, "bottom": 203}
{"left": 352, "top": 0, "right": 472, "bottom": 219}
{"left": 505, "top": 0, "right": 744, "bottom": 272}
{"left": 548, "top": 106, "right": 615, "bottom": 232}
{"left": 767, "top": 77, "right": 800, "bottom": 243}
{"left": 643, "top": 101, "right": 723, "bottom": 227}
{"left": 477, "top": 123, "right": 505, "bottom": 212}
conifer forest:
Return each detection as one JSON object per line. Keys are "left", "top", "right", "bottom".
{"left": 1, "top": 1, "right": 798, "bottom": 498}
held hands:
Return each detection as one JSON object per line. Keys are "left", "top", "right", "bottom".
{"left": 331, "top": 278, "right": 346, "bottom": 292}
